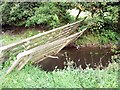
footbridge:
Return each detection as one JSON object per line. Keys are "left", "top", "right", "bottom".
{"left": 0, "top": 18, "right": 87, "bottom": 75}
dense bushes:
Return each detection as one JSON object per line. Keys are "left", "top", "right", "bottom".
{"left": 1, "top": 2, "right": 39, "bottom": 26}
{"left": 0, "top": 2, "right": 75, "bottom": 29}
{"left": 77, "top": 2, "right": 119, "bottom": 32}
{"left": 76, "top": 2, "right": 119, "bottom": 44}
{"left": 0, "top": 2, "right": 119, "bottom": 33}
{"left": 25, "top": 3, "right": 60, "bottom": 28}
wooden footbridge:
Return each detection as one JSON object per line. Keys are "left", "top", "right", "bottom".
{"left": 0, "top": 19, "right": 87, "bottom": 75}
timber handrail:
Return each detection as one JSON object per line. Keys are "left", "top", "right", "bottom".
{"left": 6, "top": 28, "right": 87, "bottom": 75}
{"left": 0, "top": 18, "right": 86, "bottom": 64}
{"left": 0, "top": 20, "right": 82, "bottom": 51}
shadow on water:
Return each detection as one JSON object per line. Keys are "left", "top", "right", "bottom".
{"left": 37, "top": 45, "right": 119, "bottom": 71}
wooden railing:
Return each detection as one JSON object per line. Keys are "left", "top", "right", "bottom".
{"left": 6, "top": 29, "right": 86, "bottom": 75}
{"left": 0, "top": 19, "right": 85, "bottom": 64}
{"left": 0, "top": 18, "right": 87, "bottom": 75}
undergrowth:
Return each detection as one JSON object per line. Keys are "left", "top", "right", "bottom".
{"left": 0, "top": 61, "right": 119, "bottom": 88}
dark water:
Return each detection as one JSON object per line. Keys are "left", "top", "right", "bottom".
{"left": 37, "top": 45, "right": 119, "bottom": 71}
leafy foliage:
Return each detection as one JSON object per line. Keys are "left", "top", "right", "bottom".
{"left": 99, "top": 30, "right": 118, "bottom": 44}
{"left": 1, "top": 2, "right": 119, "bottom": 31}
{"left": 1, "top": 2, "right": 74, "bottom": 29}
{"left": 77, "top": 2, "right": 119, "bottom": 32}
{"left": 0, "top": 2, "right": 119, "bottom": 44}
{"left": 1, "top": 2, "right": 40, "bottom": 26}
{"left": 74, "top": 2, "right": 119, "bottom": 44}
{"left": 25, "top": 3, "right": 61, "bottom": 28}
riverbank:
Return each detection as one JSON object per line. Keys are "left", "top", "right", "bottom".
{"left": 0, "top": 29, "right": 119, "bottom": 88}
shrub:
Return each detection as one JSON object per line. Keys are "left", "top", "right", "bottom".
{"left": 25, "top": 3, "right": 61, "bottom": 28}
{"left": 0, "top": 2, "right": 74, "bottom": 29}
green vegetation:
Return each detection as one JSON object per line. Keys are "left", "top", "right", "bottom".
{"left": 0, "top": 29, "right": 40, "bottom": 45}
{"left": 76, "top": 31, "right": 120, "bottom": 45}
{"left": 76, "top": 34, "right": 100, "bottom": 45}
{"left": 0, "top": 2, "right": 74, "bottom": 28}
{"left": 0, "top": 30, "right": 119, "bottom": 88}
{"left": 1, "top": 2, "right": 119, "bottom": 44}
{"left": 0, "top": 2, "right": 119, "bottom": 89}
{"left": 0, "top": 61, "right": 118, "bottom": 88}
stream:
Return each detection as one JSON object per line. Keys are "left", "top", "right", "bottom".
{"left": 37, "top": 45, "right": 119, "bottom": 71}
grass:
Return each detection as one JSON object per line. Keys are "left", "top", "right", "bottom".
{"left": 0, "top": 61, "right": 119, "bottom": 88}
{"left": 0, "top": 29, "right": 40, "bottom": 45}
{"left": 76, "top": 30, "right": 120, "bottom": 45}
{"left": 76, "top": 34, "right": 100, "bottom": 45}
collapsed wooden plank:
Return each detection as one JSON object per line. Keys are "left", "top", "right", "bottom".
{"left": 5, "top": 28, "right": 87, "bottom": 75}
{"left": 0, "top": 18, "right": 86, "bottom": 64}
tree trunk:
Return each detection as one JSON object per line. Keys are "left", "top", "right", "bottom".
{"left": 75, "top": 9, "right": 81, "bottom": 21}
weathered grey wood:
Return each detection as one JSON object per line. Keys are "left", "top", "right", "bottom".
{"left": 6, "top": 29, "right": 86, "bottom": 75}
{"left": 0, "top": 50, "right": 4, "bottom": 64}
{"left": 0, "top": 17, "right": 87, "bottom": 75}
{"left": 34, "top": 28, "right": 87, "bottom": 64}
{"left": 0, "top": 19, "right": 86, "bottom": 64}
{"left": 5, "top": 55, "right": 23, "bottom": 75}
{"left": 6, "top": 39, "right": 66, "bottom": 74}
{"left": 0, "top": 20, "right": 81, "bottom": 51}
{"left": 46, "top": 55, "right": 59, "bottom": 59}
{"left": 17, "top": 55, "right": 32, "bottom": 71}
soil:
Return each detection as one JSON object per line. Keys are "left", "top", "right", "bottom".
{"left": 1, "top": 24, "right": 49, "bottom": 35}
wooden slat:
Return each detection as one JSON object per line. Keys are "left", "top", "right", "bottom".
{"left": 0, "top": 19, "right": 86, "bottom": 64}
{"left": 0, "top": 20, "right": 82, "bottom": 51}
{"left": 5, "top": 28, "right": 87, "bottom": 75}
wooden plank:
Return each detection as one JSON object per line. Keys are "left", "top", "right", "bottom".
{"left": 5, "top": 28, "right": 87, "bottom": 75}
{"left": 17, "top": 55, "right": 32, "bottom": 71}
{"left": 5, "top": 55, "right": 23, "bottom": 75}
{"left": 0, "top": 20, "right": 83, "bottom": 51}
{"left": 0, "top": 19, "right": 86, "bottom": 64}
{"left": 46, "top": 55, "right": 59, "bottom": 59}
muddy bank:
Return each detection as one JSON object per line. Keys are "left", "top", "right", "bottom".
{"left": 36, "top": 45, "right": 119, "bottom": 71}
{"left": 1, "top": 25, "right": 48, "bottom": 35}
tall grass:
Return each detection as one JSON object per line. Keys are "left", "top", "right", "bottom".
{"left": 0, "top": 61, "right": 118, "bottom": 88}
